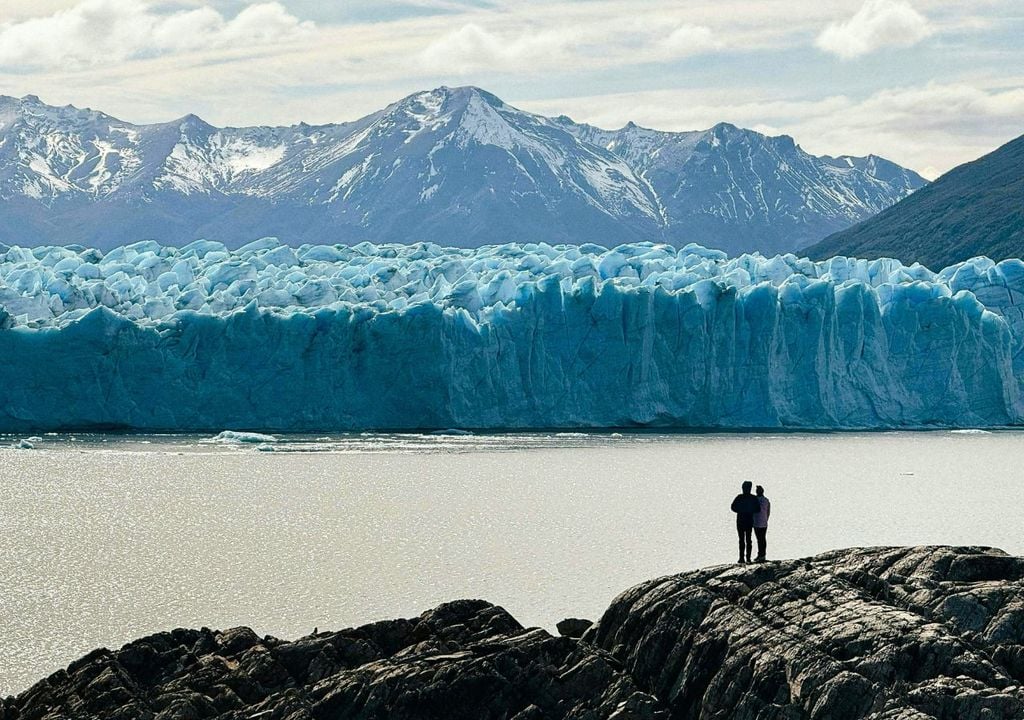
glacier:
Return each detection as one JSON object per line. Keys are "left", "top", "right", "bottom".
{"left": 0, "top": 238, "right": 1023, "bottom": 432}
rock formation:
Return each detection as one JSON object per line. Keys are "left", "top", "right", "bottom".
{"left": 592, "top": 545, "right": 1024, "bottom": 719}
{"left": 3, "top": 546, "right": 1023, "bottom": 719}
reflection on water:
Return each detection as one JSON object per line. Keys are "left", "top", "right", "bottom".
{"left": 1, "top": 430, "right": 1021, "bottom": 695}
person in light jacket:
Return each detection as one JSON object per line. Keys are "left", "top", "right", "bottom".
{"left": 753, "top": 485, "right": 771, "bottom": 563}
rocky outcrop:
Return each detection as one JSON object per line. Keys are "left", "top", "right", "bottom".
{"left": 557, "top": 618, "right": 595, "bottom": 639}
{"left": 3, "top": 547, "right": 1023, "bottom": 719}
{"left": 591, "top": 545, "right": 1024, "bottom": 719}
{"left": 0, "top": 600, "right": 662, "bottom": 720}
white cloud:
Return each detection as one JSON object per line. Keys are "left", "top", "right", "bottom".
{"left": 418, "top": 17, "right": 724, "bottom": 74}
{"left": 816, "top": 0, "right": 932, "bottom": 59}
{"left": 650, "top": 24, "right": 722, "bottom": 60}
{"left": 418, "top": 23, "right": 578, "bottom": 74}
{"left": 0, "top": 0, "right": 1017, "bottom": 178}
{"left": 0, "top": 0, "right": 314, "bottom": 70}
{"left": 0, "top": 1, "right": 79, "bottom": 22}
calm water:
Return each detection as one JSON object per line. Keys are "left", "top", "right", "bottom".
{"left": 1, "top": 430, "right": 1021, "bottom": 695}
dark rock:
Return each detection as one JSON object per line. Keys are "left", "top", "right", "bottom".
{"left": 590, "top": 545, "right": 1024, "bottom": 719}
{"left": 3, "top": 547, "right": 1023, "bottom": 719}
{"left": 1, "top": 600, "right": 661, "bottom": 720}
{"left": 556, "top": 618, "right": 593, "bottom": 638}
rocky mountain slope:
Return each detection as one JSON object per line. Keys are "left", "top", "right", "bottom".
{"left": 0, "top": 88, "right": 925, "bottom": 254}
{"left": 560, "top": 118, "right": 924, "bottom": 255}
{"left": 4, "top": 546, "right": 1023, "bottom": 719}
{"left": 807, "top": 132, "right": 1024, "bottom": 269}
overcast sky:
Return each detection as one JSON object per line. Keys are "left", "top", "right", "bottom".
{"left": 0, "top": 0, "right": 1021, "bottom": 178}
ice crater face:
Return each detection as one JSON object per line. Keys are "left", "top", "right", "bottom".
{"left": 1, "top": 238, "right": 1024, "bottom": 431}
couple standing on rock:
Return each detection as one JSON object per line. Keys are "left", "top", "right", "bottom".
{"left": 731, "top": 481, "right": 771, "bottom": 563}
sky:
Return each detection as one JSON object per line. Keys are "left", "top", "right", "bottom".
{"left": 0, "top": 0, "right": 1021, "bottom": 179}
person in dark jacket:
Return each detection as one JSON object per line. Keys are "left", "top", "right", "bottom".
{"left": 731, "top": 481, "right": 760, "bottom": 563}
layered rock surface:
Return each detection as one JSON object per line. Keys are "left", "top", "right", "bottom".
{"left": 0, "top": 601, "right": 660, "bottom": 720}
{"left": 3, "top": 546, "right": 1023, "bottom": 719}
{"left": 594, "top": 546, "right": 1024, "bottom": 719}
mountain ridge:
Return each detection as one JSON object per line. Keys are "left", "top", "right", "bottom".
{"left": 806, "top": 131, "right": 1024, "bottom": 269}
{"left": 556, "top": 114, "right": 924, "bottom": 254}
{"left": 0, "top": 86, "right": 926, "bottom": 254}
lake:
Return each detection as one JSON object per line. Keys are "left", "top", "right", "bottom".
{"left": 1, "top": 430, "right": 1020, "bottom": 695}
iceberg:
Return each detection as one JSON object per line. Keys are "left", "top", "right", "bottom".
{"left": 0, "top": 238, "right": 1022, "bottom": 432}
{"left": 208, "top": 430, "right": 279, "bottom": 444}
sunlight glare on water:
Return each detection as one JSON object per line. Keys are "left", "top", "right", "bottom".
{"left": 1, "top": 430, "right": 1021, "bottom": 695}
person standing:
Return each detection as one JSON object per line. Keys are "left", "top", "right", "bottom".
{"left": 730, "top": 481, "right": 759, "bottom": 564}
{"left": 753, "top": 485, "right": 771, "bottom": 563}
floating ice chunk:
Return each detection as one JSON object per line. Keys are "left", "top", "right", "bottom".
{"left": 209, "top": 431, "right": 279, "bottom": 444}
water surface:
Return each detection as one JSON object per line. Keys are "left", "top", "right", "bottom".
{"left": 1, "top": 430, "right": 1020, "bottom": 695}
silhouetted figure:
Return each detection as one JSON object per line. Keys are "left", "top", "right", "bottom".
{"left": 753, "top": 485, "right": 771, "bottom": 563}
{"left": 731, "top": 481, "right": 759, "bottom": 563}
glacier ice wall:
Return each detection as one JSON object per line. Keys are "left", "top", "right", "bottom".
{"left": 1, "top": 238, "right": 1023, "bottom": 431}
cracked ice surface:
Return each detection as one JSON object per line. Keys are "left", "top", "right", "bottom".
{"left": 1, "top": 238, "right": 1023, "bottom": 431}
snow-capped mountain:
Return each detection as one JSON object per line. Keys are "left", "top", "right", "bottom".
{"left": 0, "top": 87, "right": 925, "bottom": 253}
{"left": 559, "top": 118, "right": 925, "bottom": 255}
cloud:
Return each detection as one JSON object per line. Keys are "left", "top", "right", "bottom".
{"left": 815, "top": 0, "right": 932, "bottom": 59}
{"left": 0, "top": 0, "right": 1017, "bottom": 179}
{"left": 418, "top": 23, "right": 578, "bottom": 74}
{"left": 418, "top": 17, "right": 724, "bottom": 74}
{"left": 649, "top": 24, "right": 722, "bottom": 60}
{"left": 0, "top": 0, "right": 314, "bottom": 70}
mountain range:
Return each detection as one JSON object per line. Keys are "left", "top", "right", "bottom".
{"left": 808, "top": 132, "right": 1024, "bottom": 269}
{"left": 0, "top": 86, "right": 926, "bottom": 254}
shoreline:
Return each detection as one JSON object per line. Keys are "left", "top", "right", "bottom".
{"left": 5, "top": 546, "right": 1023, "bottom": 718}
